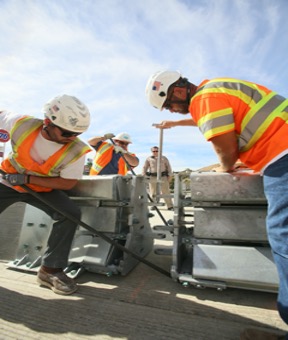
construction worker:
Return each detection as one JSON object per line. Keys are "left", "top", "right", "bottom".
{"left": 146, "top": 71, "right": 288, "bottom": 340}
{"left": 142, "top": 146, "right": 173, "bottom": 211}
{"left": 88, "top": 132, "right": 139, "bottom": 175}
{"left": 0, "top": 94, "right": 91, "bottom": 295}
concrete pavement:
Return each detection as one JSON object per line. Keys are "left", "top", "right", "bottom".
{"left": 0, "top": 204, "right": 287, "bottom": 339}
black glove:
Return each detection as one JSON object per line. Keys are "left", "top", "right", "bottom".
{"left": 3, "top": 174, "right": 30, "bottom": 186}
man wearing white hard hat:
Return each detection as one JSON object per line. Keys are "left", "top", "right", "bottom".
{"left": 146, "top": 70, "right": 288, "bottom": 339}
{"left": 0, "top": 94, "right": 92, "bottom": 295}
{"left": 88, "top": 132, "right": 139, "bottom": 175}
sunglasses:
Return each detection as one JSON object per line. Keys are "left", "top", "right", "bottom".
{"left": 52, "top": 124, "right": 81, "bottom": 138}
{"left": 117, "top": 141, "right": 129, "bottom": 146}
{"left": 152, "top": 150, "right": 158, "bottom": 153}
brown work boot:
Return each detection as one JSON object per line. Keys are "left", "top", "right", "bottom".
{"left": 240, "top": 328, "right": 286, "bottom": 340}
{"left": 37, "top": 267, "right": 77, "bottom": 295}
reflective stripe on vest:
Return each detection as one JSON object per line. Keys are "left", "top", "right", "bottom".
{"left": 239, "top": 93, "right": 288, "bottom": 151}
{"left": 197, "top": 108, "right": 234, "bottom": 139}
{"left": 90, "top": 142, "right": 128, "bottom": 175}
{"left": 192, "top": 79, "right": 288, "bottom": 152}
{"left": 90, "top": 142, "right": 114, "bottom": 175}
{"left": 7, "top": 117, "right": 43, "bottom": 174}
{"left": 1, "top": 116, "right": 91, "bottom": 192}
{"left": 194, "top": 78, "right": 267, "bottom": 105}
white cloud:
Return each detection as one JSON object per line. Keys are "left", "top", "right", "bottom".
{"left": 1, "top": 0, "right": 288, "bottom": 171}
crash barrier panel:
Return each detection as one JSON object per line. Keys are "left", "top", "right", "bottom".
{"left": 168, "top": 170, "right": 278, "bottom": 293}
{"left": 8, "top": 175, "right": 154, "bottom": 277}
{"left": 7, "top": 171, "right": 279, "bottom": 292}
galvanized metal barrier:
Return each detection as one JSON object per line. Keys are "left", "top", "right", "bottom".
{"left": 169, "top": 169, "right": 279, "bottom": 293}
{"left": 7, "top": 169, "right": 279, "bottom": 292}
{"left": 8, "top": 175, "right": 154, "bottom": 277}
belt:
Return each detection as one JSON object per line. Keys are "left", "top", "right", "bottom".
{"left": 149, "top": 172, "right": 168, "bottom": 177}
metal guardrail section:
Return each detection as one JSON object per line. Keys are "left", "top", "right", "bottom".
{"left": 6, "top": 171, "right": 279, "bottom": 292}
{"left": 171, "top": 170, "right": 279, "bottom": 293}
{"left": 8, "top": 175, "right": 154, "bottom": 277}
{"left": 189, "top": 170, "right": 266, "bottom": 203}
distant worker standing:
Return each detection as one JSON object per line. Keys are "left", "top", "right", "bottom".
{"left": 146, "top": 70, "right": 288, "bottom": 339}
{"left": 142, "top": 146, "right": 173, "bottom": 211}
{"left": 88, "top": 132, "right": 139, "bottom": 175}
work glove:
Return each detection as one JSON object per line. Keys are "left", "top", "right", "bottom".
{"left": 114, "top": 145, "right": 127, "bottom": 154}
{"left": 103, "top": 133, "right": 115, "bottom": 140}
{"left": 3, "top": 173, "right": 30, "bottom": 186}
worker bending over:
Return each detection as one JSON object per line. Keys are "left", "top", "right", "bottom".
{"left": 146, "top": 70, "right": 288, "bottom": 340}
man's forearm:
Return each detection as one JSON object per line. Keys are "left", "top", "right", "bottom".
{"left": 217, "top": 153, "right": 239, "bottom": 171}
{"left": 87, "top": 136, "right": 104, "bottom": 146}
{"left": 123, "top": 154, "right": 139, "bottom": 167}
{"left": 211, "top": 131, "right": 239, "bottom": 172}
{"left": 29, "top": 176, "right": 78, "bottom": 190}
{"left": 155, "top": 118, "right": 196, "bottom": 129}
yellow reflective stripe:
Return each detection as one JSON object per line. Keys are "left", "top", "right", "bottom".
{"left": 210, "top": 78, "right": 268, "bottom": 97}
{"left": 92, "top": 143, "right": 113, "bottom": 174}
{"left": 194, "top": 79, "right": 270, "bottom": 110}
{"left": 98, "top": 143, "right": 111, "bottom": 155}
{"left": 203, "top": 124, "right": 235, "bottom": 140}
{"left": 198, "top": 108, "right": 232, "bottom": 126}
{"left": 52, "top": 149, "right": 69, "bottom": 175}
{"left": 241, "top": 99, "right": 288, "bottom": 151}
{"left": 194, "top": 87, "right": 257, "bottom": 107}
{"left": 8, "top": 154, "right": 26, "bottom": 173}
{"left": 50, "top": 142, "right": 90, "bottom": 176}
{"left": 11, "top": 117, "right": 90, "bottom": 176}
{"left": 92, "top": 163, "right": 103, "bottom": 172}
{"left": 241, "top": 91, "right": 276, "bottom": 131}
{"left": 198, "top": 108, "right": 234, "bottom": 139}
{"left": 11, "top": 117, "right": 42, "bottom": 152}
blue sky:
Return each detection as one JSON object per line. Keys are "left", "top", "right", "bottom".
{"left": 1, "top": 0, "right": 288, "bottom": 172}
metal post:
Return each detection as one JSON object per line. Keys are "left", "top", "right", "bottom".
{"left": 156, "top": 128, "right": 164, "bottom": 203}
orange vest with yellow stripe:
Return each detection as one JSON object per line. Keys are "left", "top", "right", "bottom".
{"left": 1, "top": 116, "right": 91, "bottom": 192}
{"left": 190, "top": 78, "right": 288, "bottom": 171}
{"left": 89, "top": 141, "right": 128, "bottom": 175}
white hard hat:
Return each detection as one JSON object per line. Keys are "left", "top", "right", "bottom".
{"left": 42, "top": 94, "right": 91, "bottom": 133}
{"left": 145, "top": 70, "right": 182, "bottom": 110}
{"left": 112, "top": 132, "right": 132, "bottom": 144}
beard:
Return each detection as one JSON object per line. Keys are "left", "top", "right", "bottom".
{"left": 176, "top": 105, "right": 190, "bottom": 114}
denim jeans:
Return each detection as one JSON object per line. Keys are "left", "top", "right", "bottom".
{"left": 0, "top": 184, "right": 81, "bottom": 269}
{"left": 263, "top": 154, "right": 288, "bottom": 326}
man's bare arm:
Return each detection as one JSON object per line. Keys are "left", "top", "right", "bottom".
{"left": 210, "top": 131, "right": 239, "bottom": 172}
{"left": 123, "top": 153, "right": 139, "bottom": 167}
{"left": 153, "top": 118, "right": 197, "bottom": 129}
{"left": 87, "top": 136, "right": 105, "bottom": 146}
{"left": 88, "top": 133, "right": 115, "bottom": 146}
{"left": 29, "top": 176, "right": 78, "bottom": 190}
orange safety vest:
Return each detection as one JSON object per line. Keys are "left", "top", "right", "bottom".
{"left": 190, "top": 78, "right": 288, "bottom": 171}
{"left": 1, "top": 116, "right": 91, "bottom": 192}
{"left": 89, "top": 141, "right": 128, "bottom": 175}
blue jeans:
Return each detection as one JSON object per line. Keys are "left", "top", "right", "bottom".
{"left": 263, "top": 154, "right": 288, "bottom": 326}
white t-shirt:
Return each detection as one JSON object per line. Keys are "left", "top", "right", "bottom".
{"left": 0, "top": 110, "right": 87, "bottom": 179}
